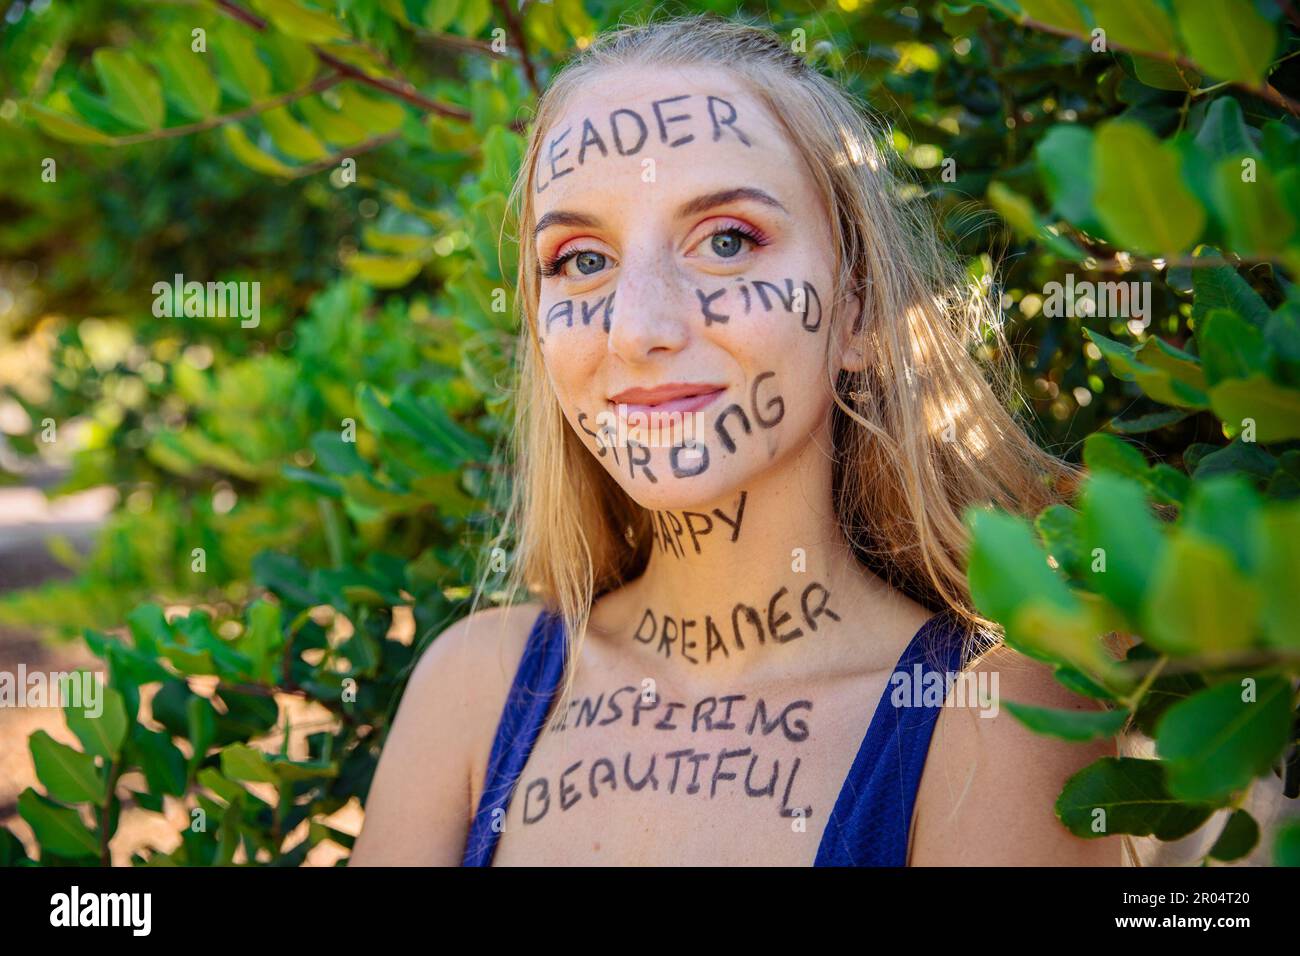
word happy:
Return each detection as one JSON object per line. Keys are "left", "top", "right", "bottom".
{"left": 535, "top": 93, "right": 753, "bottom": 193}
{"left": 649, "top": 490, "right": 748, "bottom": 558}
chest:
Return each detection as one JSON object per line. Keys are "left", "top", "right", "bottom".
{"left": 488, "top": 673, "right": 895, "bottom": 866}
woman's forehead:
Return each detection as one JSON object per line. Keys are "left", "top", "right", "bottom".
{"left": 532, "top": 66, "right": 802, "bottom": 209}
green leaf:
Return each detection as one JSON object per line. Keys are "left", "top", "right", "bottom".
{"left": 457, "top": 0, "right": 491, "bottom": 36}
{"left": 344, "top": 252, "right": 423, "bottom": 287}
{"left": 299, "top": 95, "right": 370, "bottom": 146}
{"left": 1018, "top": 0, "right": 1088, "bottom": 34}
{"left": 224, "top": 125, "right": 296, "bottom": 177}
{"left": 1156, "top": 675, "right": 1293, "bottom": 802}
{"left": 213, "top": 23, "right": 272, "bottom": 103}
{"left": 1194, "top": 98, "right": 1258, "bottom": 160}
{"left": 1035, "top": 124, "right": 1094, "bottom": 227}
{"left": 1209, "top": 374, "right": 1300, "bottom": 442}
{"left": 1211, "top": 156, "right": 1296, "bottom": 255}
{"left": 1172, "top": 0, "right": 1276, "bottom": 87}
{"left": 30, "top": 731, "right": 105, "bottom": 804}
{"left": 17, "top": 789, "right": 99, "bottom": 859}
{"left": 1056, "top": 757, "right": 1213, "bottom": 839}
{"left": 1191, "top": 260, "right": 1270, "bottom": 328}
{"left": 1080, "top": 472, "right": 1165, "bottom": 621}
{"left": 1209, "top": 808, "right": 1259, "bottom": 861}
{"left": 92, "top": 49, "right": 164, "bottom": 131}
{"left": 1093, "top": 121, "right": 1205, "bottom": 255}
{"left": 251, "top": 0, "right": 351, "bottom": 43}
{"left": 1086, "top": 329, "right": 1209, "bottom": 408}
{"left": 424, "top": 0, "right": 462, "bottom": 32}
{"left": 1142, "top": 532, "right": 1259, "bottom": 657}
{"left": 28, "top": 101, "right": 113, "bottom": 145}
{"left": 130, "top": 727, "right": 187, "bottom": 797}
{"left": 1199, "top": 307, "right": 1272, "bottom": 385}
{"left": 1004, "top": 701, "right": 1129, "bottom": 741}
{"left": 1089, "top": 0, "right": 1178, "bottom": 57}
{"left": 337, "top": 85, "right": 405, "bottom": 134}
{"left": 153, "top": 44, "right": 221, "bottom": 120}
{"left": 1256, "top": 500, "right": 1300, "bottom": 648}
{"left": 262, "top": 106, "right": 330, "bottom": 161}
{"left": 1277, "top": 820, "right": 1300, "bottom": 866}
{"left": 220, "top": 742, "right": 280, "bottom": 783}
{"left": 65, "top": 687, "right": 128, "bottom": 761}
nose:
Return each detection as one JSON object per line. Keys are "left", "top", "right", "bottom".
{"left": 606, "top": 246, "right": 692, "bottom": 362}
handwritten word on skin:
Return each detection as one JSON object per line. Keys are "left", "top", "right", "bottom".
{"left": 522, "top": 691, "right": 814, "bottom": 824}
{"left": 634, "top": 580, "right": 841, "bottom": 665}
{"left": 535, "top": 94, "right": 753, "bottom": 194}
{"left": 648, "top": 490, "right": 748, "bottom": 558}
{"left": 697, "top": 277, "right": 823, "bottom": 332}
{"left": 576, "top": 370, "right": 785, "bottom": 482}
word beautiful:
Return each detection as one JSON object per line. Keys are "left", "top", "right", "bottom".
{"left": 576, "top": 370, "right": 785, "bottom": 480}
{"left": 535, "top": 93, "right": 753, "bottom": 193}
{"left": 634, "top": 580, "right": 840, "bottom": 665}
{"left": 521, "top": 690, "right": 814, "bottom": 824}
{"left": 648, "top": 490, "right": 748, "bottom": 559}
{"left": 151, "top": 273, "right": 260, "bottom": 328}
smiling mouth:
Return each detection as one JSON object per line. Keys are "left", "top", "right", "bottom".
{"left": 607, "top": 386, "right": 727, "bottom": 417}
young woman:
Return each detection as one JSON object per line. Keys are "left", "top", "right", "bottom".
{"left": 351, "top": 14, "right": 1128, "bottom": 867}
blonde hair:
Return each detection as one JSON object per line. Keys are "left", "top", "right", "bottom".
{"left": 478, "top": 11, "right": 1080, "bottom": 701}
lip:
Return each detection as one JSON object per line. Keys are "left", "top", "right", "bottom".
{"left": 607, "top": 382, "right": 727, "bottom": 416}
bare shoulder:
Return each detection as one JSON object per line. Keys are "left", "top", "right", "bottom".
{"left": 909, "top": 642, "right": 1126, "bottom": 866}
{"left": 348, "top": 601, "right": 544, "bottom": 866}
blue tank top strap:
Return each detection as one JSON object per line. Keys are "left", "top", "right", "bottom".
{"left": 462, "top": 607, "right": 566, "bottom": 867}
{"left": 813, "top": 610, "right": 968, "bottom": 867}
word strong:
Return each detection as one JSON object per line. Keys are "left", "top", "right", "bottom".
{"left": 535, "top": 93, "right": 753, "bottom": 193}
{"left": 634, "top": 580, "right": 841, "bottom": 664}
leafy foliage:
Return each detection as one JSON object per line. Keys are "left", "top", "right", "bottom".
{"left": 0, "top": 0, "right": 1296, "bottom": 864}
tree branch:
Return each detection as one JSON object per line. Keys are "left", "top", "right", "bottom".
{"left": 211, "top": 0, "right": 472, "bottom": 122}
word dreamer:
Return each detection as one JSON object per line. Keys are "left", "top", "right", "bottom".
{"left": 633, "top": 580, "right": 840, "bottom": 664}
{"left": 535, "top": 93, "right": 752, "bottom": 193}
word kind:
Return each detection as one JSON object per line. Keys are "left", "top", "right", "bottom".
{"left": 697, "top": 277, "right": 823, "bottom": 331}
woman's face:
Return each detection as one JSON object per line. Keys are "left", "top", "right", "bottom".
{"left": 533, "top": 64, "right": 857, "bottom": 510}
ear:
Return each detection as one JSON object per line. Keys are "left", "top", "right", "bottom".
{"left": 835, "top": 291, "right": 867, "bottom": 373}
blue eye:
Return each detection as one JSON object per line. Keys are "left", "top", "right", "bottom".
{"left": 575, "top": 251, "right": 606, "bottom": 274}
{"left": 711, "top": 233, "right": 742, "bottom": 257}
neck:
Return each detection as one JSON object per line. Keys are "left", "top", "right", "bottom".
{"left": 593, "top": 432, "right": 922, "bottom": 682}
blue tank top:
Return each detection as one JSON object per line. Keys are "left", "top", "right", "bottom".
{"left": 462, "top": 606, "right": 967, "bottom": 866}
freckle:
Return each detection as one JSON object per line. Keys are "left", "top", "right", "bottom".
{"left": 592, "top": 841, "right": 601, "bottom": 852}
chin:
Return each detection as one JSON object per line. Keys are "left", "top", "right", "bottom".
{"left": 608, "top": 450, "right": 751, "bottom": 512}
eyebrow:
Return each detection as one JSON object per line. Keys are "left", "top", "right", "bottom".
{"left": 533, "top": 187, "right": 788, "bottom": 237}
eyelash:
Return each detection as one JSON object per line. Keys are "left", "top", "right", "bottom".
{"left": 540, "top": 222, "right": 771, "bottom": 279}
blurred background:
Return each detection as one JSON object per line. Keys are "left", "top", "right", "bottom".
{"left": 0, "top": 0, "right": 1297, "bottom": 866}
